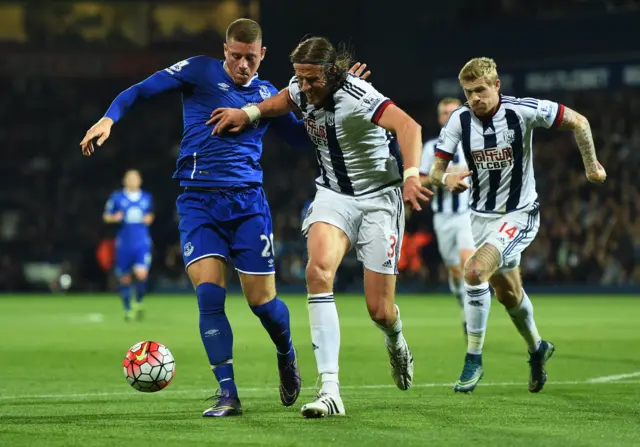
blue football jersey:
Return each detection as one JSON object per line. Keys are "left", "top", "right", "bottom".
{"left": 104, "top": 190, "right": 153, "bottom": 247}
{"left": 104, "top": 56, "right": 311, "bottom": 188}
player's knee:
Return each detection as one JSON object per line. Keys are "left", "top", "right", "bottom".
{"left": 134, "top": 270, "right": 148, "bottom": 282}
{"left": 463, "top": 259, "right": 487, "bottom": 285}
{"left": 240, "top": 274, "right": 276, "bottom": 307}
{"left": 119, "top": 275, "right": 132, "bottom": 286}
{"left": 305, "top": 261, "right": 335, "bottom": 290}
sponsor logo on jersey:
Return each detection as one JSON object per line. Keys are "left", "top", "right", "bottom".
{"left": 472, "top": 146, "right": 514, "bottom": 170}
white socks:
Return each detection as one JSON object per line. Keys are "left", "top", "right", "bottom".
{"left": 449, "top": 274, "right": 466, "bottom": 322}
{"left": 464, "top": 282, "right": 491, "bottom": 355}
{"left": 308, "top": 293, "right": 341, "bottom": 395}
{"left": 375, "top": 303, "right": 405, "bottom": 351}
{"left": 507, "top": 289, "right": 542, "bottom": 353}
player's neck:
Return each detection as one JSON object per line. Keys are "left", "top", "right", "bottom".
{"left": 223, "top": 62, "right": 255, "bottom": 87}
{"left": 475, "top": 95, "right": 501, "bottom": 121}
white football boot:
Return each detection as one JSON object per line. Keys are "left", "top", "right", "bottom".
{"left": 387, "top": 336, "right": 414, "bottom": 390}
{"left": 301, "top": 392, "right": 345, "bottom": 418}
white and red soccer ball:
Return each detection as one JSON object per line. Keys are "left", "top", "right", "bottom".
{"left": 123, "top": 341, "right": 175, "bottom": 392}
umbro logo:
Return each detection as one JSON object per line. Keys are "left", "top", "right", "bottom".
{"left": 218, "top": 82, "right": 230, "bottom": 91}
{"left": 382, "top": 259, "right": 393, "bottom": 269}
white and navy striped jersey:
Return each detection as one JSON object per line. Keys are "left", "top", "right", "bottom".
{"left": 435, "top": 95, "right": 565, "bottom": 214}
{"left": 420, "top": 137, "right": 470, "bottom": 214}
{"left": 288, "top": 74, "right": 402, "bottom": 197}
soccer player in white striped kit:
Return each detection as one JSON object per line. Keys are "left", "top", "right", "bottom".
{"left": 209, "top": 36, "right": 431, "bottom": 417}
{"left": 430, "top": 58, "right": 606, "bottom": 393}
{"left": 420, "top": 97, "right": 475, "bottom": 336}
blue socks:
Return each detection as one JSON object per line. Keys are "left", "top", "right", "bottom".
{"left": 134, "top": 280, "right": 147, "bottom": 304}
{"left": 251, "top": 297, "right": 294, "bottom": 360}
{"left": 196, "top": 282, "right": 237, "bottom": 398}
{"left": 119, "top": 284, "right": 131, "bottom": 311}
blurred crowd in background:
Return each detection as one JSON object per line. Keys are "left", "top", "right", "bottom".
{"left": 1, "top": 0, "right": 639, "bottom": 292}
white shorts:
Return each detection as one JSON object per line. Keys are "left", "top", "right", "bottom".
{"left": 470, "top": 201, "right": 540, "bottom": 274}
{"left": 433, "top": 212, "right": 475, "bottom": 267}
{"left": 302, "top": 187, "right": 404, "bottom": 275}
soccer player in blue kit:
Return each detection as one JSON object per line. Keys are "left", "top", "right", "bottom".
{"left": 79, "top": 19, "right": 371, "bottom": 418}
{"left": 103, "top": 169, "right": 154, "bottom": 322}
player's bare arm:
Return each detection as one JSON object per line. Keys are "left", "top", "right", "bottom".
{"left": 376, "top": 104, "right": 432, "bottom": 211}
{"left": 143, "top": 213, "right": 155, "bottom": 226}
{"left": 207, "top": 88, "right": 295, "bottom": 136}
{"left": 80, "top": 117, "right": 114, "bottom": 156}
{"left": 103, "top": 211, "right": 123, "bottom": 224}
{"left": 429, "top": 158, "right": 472, "bottom": 193}
{"left": 557, "top": 106, "right": 606, "bottom": 184}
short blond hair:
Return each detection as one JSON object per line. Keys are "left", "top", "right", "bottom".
{"left": 458, "top": 57, "right": 498, "bottom": 84}
{"left": 438, "top": 97, "right": 461, "bottom": 110}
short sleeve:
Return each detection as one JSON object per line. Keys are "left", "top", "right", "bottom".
{"left": 104, "top": 193, "right": 118, "bottom": 214}
{"left": 348, "top": 78, "right": 393, "bottom": 124}
{"left": 532, "top": 99, "right": 565, "bottom": 129}
{"left": 435, "top": 111, "right": 463, "bottom": 161}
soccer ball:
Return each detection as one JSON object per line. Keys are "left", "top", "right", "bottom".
{"left": 123, "top": 341, "right": 175, "bottom": 392}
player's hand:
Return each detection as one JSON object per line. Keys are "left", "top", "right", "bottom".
{"left": 348, "top": 62, "right": 371, "bottom": 81}
{"left": 403, "top": 176, "right": 433, "bottom": 211}
{"left": 586, "top": 161, "right": 606, "bottom": 184}
{"left": 207, "top": 108, "right": 250, "bottom": 136}
{"left": 112, "top": 211, "right": 124, "bottom": 223}
{"left": 445, "top": 170, "right": 472, "bottom": 193}
{"left": 80, "top": 117, "right": 113, "bottom": 156}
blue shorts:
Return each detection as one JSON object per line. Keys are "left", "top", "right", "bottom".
{"left": 115, "top": 241, "right": 152, "bottom": 277}
{"left": 176, "top": 186, "right": 275, "bottom": 275}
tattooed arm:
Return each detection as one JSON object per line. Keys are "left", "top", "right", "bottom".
{"left": 429, "top": 158, "right": 449, "bottom": 188}
{"left": 557, "top": 106, "right": 606, "bottom": 183}
{"left": 430, "top": 157, "right": 471, "bottom": 192}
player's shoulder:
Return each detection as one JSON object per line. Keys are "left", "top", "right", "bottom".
{"left": 340, "top": 74, "right": 378, "bottom": 99}
{"left": 110, "top": 189, "right": 123, "bottom": 199}
{"left": 501, "top": 95, "right": 540, "bottom": 112}
{"left": 168, "top": 55, "right": 215, "bottom": 71}
{"left": 336, "top": 74, "right": 386, "bottom": 113}
{"left": 252, "top": 77, "right": 278, "bottom": 96}
{"left": 442, "top": 103, "right": 470, "bottom": 128}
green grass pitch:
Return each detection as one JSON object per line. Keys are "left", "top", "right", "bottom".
{"left": 1, "top": 294, "right": 639, "bottom": 446}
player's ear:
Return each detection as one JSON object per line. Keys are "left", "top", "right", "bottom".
{"left": 260, "top": 46, "right": 267, "bottom": 61}
{"left": 495, "top": 78, "right": 501, "bottom": 92}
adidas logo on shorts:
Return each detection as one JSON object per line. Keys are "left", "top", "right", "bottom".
{"left": 382, "top": 259, "right": 393, "bottom": 269}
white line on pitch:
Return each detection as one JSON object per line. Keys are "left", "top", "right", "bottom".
{"left": 586, "top": 371, "right": 640, "bottom": 383}
{"left": 1, "top": 379, "right": 639, "bottom": 401}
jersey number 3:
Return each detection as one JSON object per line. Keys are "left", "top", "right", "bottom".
{"left": 387, "top": 235, "right": 397, "bottom": 258}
